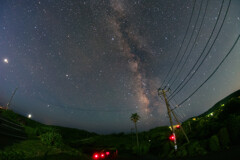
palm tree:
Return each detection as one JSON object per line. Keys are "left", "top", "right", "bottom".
{"left": 130, "top": 113, "right": 140, "bottom": 147}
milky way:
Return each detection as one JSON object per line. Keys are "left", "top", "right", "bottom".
{"left": 108, "top": 0, "right": 162, "bottom": 117}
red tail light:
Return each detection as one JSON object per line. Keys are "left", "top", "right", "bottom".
{"left": 101, "top": 153, "right": 105, "bottom": 158}
{"left": 93, "top": 153, "right": 99, "bottom": 159}
{"left": 106, "top": 151, "right": 110, "bottom": 156}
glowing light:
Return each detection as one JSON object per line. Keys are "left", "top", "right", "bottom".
{"left": 101, "top": 153, "right": 105, "bottom": 158}
{"left": 106, "top": 151, "right": 110, "bottom": 156}
{"left": 3, "top": 58, "right": 8, "bottom": 63}
{"left": 28, "top": 114, "right": 32, "bottom": 118}
{"left": 93, "top": 153, "right": 99, "bottom": 159}
{"left": 210, "top": 113, "right": 213, "bottom": 116}
{"left": 169, "top": 134, "right": 175, "bottom": 141}
{"left": 176, "top": 125, "right": 180, "bottom": 129}
{"left": 192, "top": 118, "right": 196, "bottom": 121}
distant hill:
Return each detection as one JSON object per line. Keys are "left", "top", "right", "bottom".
{"left": 0, "top": 108, "right": 97, "bottom": 148}
{"left": 199, "top": 89, "right": 240, "bottom": 118}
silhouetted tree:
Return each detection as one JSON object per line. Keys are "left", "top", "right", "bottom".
{"left": 131, "top": 113, "right": 140, "bottom": 147}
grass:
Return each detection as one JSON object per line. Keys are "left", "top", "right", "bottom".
{"left": 1, "top": 139, "right": 90, "bottom": 160}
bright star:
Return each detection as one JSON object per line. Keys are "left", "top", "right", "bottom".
{"left": 3, "top": 58, "right": 8, "bottom": 63}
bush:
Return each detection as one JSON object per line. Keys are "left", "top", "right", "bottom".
{"left": 158, "top": 142, "right": 171, "bottom": 158}
{"left": 25, "top": 126, "right": 37, "bottom": 138}
{"left": 176, "top": 145, "right": 188, "bottom": 157}
{"left": 36, "top": 126, "right": 56, "bottom": 136}
{"left": 25, "top": 126, "right": 57, "bottom": 138}
{"left": 40, "top": 131, "right": 63, "bottom": 147}
{"left": 224, "top": 98, "right": 240, "bottom": 115}
{"left": 209, "top": 135, "right": 220, "bottom": 151}
{"left": 227, "top": 115, "right": 240, "bottom": 144}
{"left": 218, "top": 128, "right": 230, "bottom": 148}
{"left": 0, "top": 150, "right": 25, "bottom": 160}
{"left": 187, "top": 141, "right": 207, "bottom": 157}
{"left": 132, "top": 143, "right": 150, "bottom": 155}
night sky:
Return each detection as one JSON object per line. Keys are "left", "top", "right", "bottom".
{"left": 0, "top": 0, "right": 240, "bottom": 134}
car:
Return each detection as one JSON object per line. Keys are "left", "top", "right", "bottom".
{"left": 92, "top": 148, "right": 118, "bottom": 160}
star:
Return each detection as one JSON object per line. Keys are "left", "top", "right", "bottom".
{"left": 3, "top": 58, "right": 9, "bottom": 63}
{"left": 0, "top": 0, "right": 239, "bottom": 134}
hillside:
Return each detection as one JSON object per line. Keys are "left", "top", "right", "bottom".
{"left": 199, "top": 89, "right": 240, "bottom": 117}
{"left": 0, "top": 90, "right": 240, "bottom": 159}
{"left": 0, "top": 109, "right": 96, "bottom": 160}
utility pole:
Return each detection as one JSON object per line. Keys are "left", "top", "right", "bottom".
{"left": 170, "top": 109, "right": 190, "bottom": 143}
{"left": 6, "top": 87, "right": 18, "bottom": 110}
{"left": 158, "top": 88, "right": 177, "bottom": 151}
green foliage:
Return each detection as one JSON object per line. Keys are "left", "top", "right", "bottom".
{"left": 1, "top": 110, "right": 43, "bottom": 127}
{"left": 0, "top": 140, "right": 89, "bottom": 160}
{"left": 148, "top": 127, "right": 170, "bottom": 142}
{"left": 1, "top": 110, "right": 21, "bottom": 125}
{"left": 55, "top": 126, "right": 97, "bottom": 144}
{"left": 1, "top": 91, "right": 240, "bottom": 159}
{"left": 36, "top": 126, "right": 56, "bottom": 136}
{"left": 158, "top": 142, "right": 171, "bottom": 158}
{"left": 130, "top": 113, "right": 140, "bottom": 123}
{"left": 132, "top": 143, "right": 150, "bottom": 155}
{"left": 209, "top": 135, "right": 220, "bottom": 151}
{"left": 176, "top": 144, "right": 188, "bottom": 157}
{"left": 227, "top": 115, "right": 240, "bottom": 144}
{"left": 25, "top": 126, "right": 60, "bottom": 139}
{"left": 224, "top": 97, "right": 240, "bottom": 114}
{"left": 40, "top": 131, "right": 63, "bottom": 147}
{"left": 0, "top": 150, "right": 25, "bottom": 160}
{"left": 218, "top": 127, "right": 230, "bottom": 148}
{"left": 187, "top": 141, "right": 207, "bottom": 157}
{"left": 24, "top": 126, "right": 37, "bottom": 138}
{"left": 194, "top": 118, "right": 210, "bottom": 138}
{"left": 147, "top": 127, "right": 171, "bottom": 157}
{"left": 199, "top": 90, "right": 240, "bottom": 117}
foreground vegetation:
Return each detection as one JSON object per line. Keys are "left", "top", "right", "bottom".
{"left": 0, "top": 90, "right": 240, "bottom": 159}
{"left": 0, "top": 109, "right": 95, "bottom": 160}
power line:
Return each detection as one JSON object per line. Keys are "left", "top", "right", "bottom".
{"left": 168, "top": 0, "right": 209, "bottom": 88}
{"left": 159, "top": 0, "right": 197, "bottom": 89}
{"left": 169, "top": 0, "right": 229, "bottom": 100}
{"left": 168, "top": 101, "right": 184, "bottom": 122}
{"left": 168, "top": 91, "right": 185, "bottom": 121}
{"left": 166, "top": 0, "right": 205, "bottom": 87}
{"left": 172, "top": 34, "right": 240, "bottom": 110}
